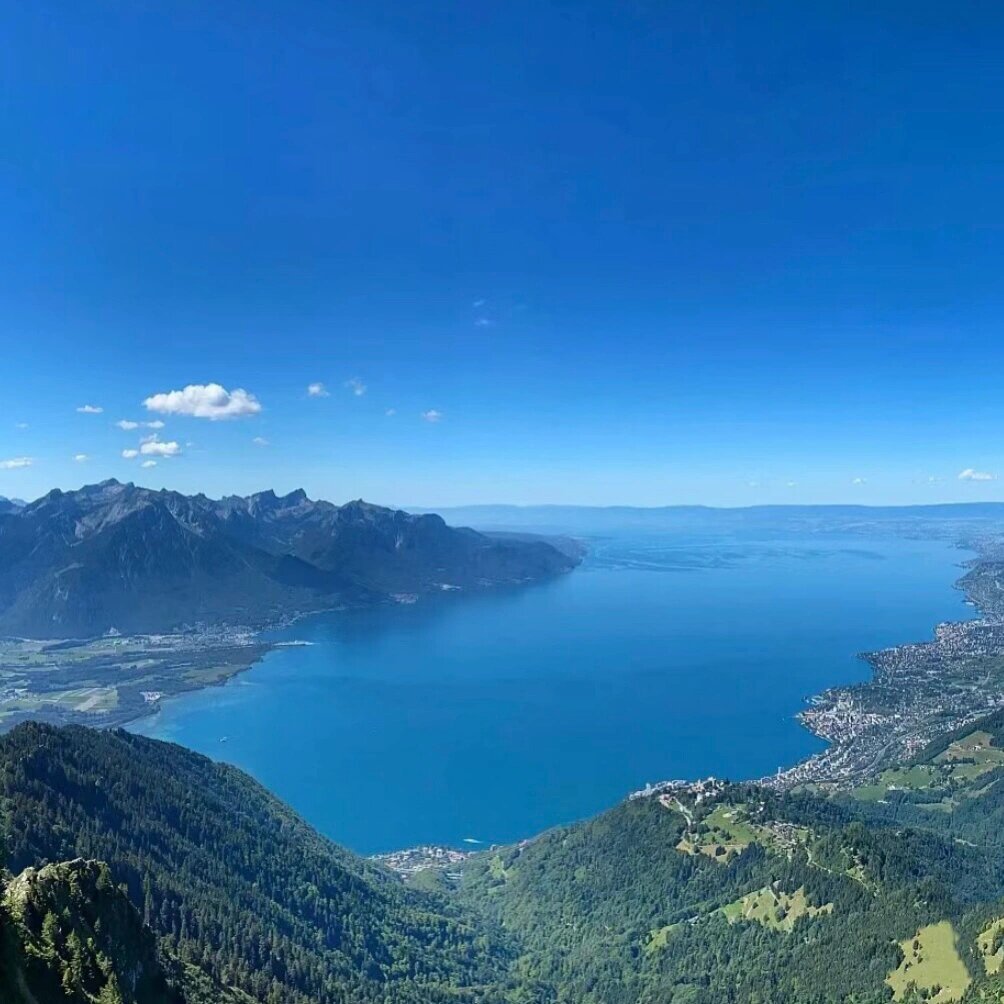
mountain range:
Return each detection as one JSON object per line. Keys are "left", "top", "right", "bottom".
{"left": 0, "top": 481, "right": 577, "bottom": 638}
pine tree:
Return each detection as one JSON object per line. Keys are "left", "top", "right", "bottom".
{"left": 97, "top": 972, "right": 125, "bottom": 1004}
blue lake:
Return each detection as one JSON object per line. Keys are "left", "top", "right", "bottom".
{"left": 132, "top": 532, "right": 971, "bottom": 853}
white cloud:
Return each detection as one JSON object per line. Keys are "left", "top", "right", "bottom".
{"left": 385, "top": 408, "right": 396, "bottom": 417}
{"left": 307, "top": 382, "right": 329, "bottom": 398}
{"left": 77, "top": 404, "right": 103, "bottom": 414}
{"left": 421, "top": 409, "right": 443, "bottom": 423}
{"left": 344, "top": 377, "right": 367, "bottom": 397}
{"left": 116, "top": 419, "right": 165, "bottom": 431}
{"left": 786, "top": 481, "right": 797, "bottom": 487}
{"left": 0, "top": 457, "right": 32, "bottom": 469}
{"left": 144, "top": 383, "right": 261, "bottom": 420}
{"left": 74, "top": 454, "right": 89, "bottom": 463}
{"left": 958, "top": 468, "right": 996, "bottom": 482}
{"left": 252, "top": 436, "right": 269, "bottom": 447}
{"left": 15, "top": 422, "right": 28, "bottom": 430}
{"left": 474, "top": 317, "right": 494, "bottom": 327}
{"left": 852, "top": 477, "right": 867, "bottom": 485}
{"left": 141, "top": 460, "right": 157, "bottom": 468}
{"left": 140, "top": 437, "right": 181, "bottom": 457}
{"left": 122, "top": 449, "right": 139, "bottom": 459}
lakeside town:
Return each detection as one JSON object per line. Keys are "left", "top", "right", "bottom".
{"left": 764, "top": 553, "right": 1004, "bottom": 789}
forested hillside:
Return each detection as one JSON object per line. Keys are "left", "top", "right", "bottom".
{"left": 0, "top": 723, "right": 513, "bottom": 1004}
{"left": 456, "top": 717, "right": 1004, "bottom": 1004}
{"left": 12, "top": 717, "right": 1004, "bottom": 1002}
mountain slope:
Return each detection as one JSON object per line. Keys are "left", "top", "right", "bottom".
{"left": 0, "top": 858, "right": 251, "bottom": 1004}
{"left": 11, "top": 719, "right": 1004, "bottom": 1002}
{"left": 459, "top": 776, "right": 1004, "bottom": 1004}
{"left": 0, "top": 481, "right": 577, "bottom": 637}
{"left": 0, "top": 722, "right": 513, "bottom": 1004}
{"left": 0, "top": 858, "right": 177, "bottom": 1004}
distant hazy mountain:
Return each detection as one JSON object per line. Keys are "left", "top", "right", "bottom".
{"left": 421, "top": 501, "right": 1004, "bottom": 534}
{"left": 0, "top": 481, "right": 577, "bottom": 638}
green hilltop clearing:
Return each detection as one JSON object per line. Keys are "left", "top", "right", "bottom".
{"left": 885, "top": 921, "right": 971, "bottom": 1003}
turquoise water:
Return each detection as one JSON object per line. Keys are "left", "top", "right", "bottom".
{"left": 133, "top": 533, "right": 971, "bottom": 853}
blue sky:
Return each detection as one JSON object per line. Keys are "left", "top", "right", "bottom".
{"left": 4, "top": 2, "right": 1004, "bottom": 507}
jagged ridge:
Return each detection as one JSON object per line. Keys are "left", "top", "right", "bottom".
{"left": 0, "top": 481, "right": 577, "bottom": 637}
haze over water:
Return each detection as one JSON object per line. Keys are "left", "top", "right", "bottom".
{"left": 134, "top": 531, "right": 971, "bottom": 853}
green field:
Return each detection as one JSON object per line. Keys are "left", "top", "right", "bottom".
{"left": 677, "top": 803, "right": 757, "bottom": 861}
{"left": 851, "top": 728, "right": 1004, "bottom": 808}
{"left": 852, "top": 765, "right": 940, "bottom": 802}
{"left": 977, "top": 918, "right": 1004, "bottom": 974}
{"left": 721, "top": 885, "right": 832, "bottom": 932}
{"left": 644, "top": 924, "right": 680, "bottom": 953}
{"left": 934, "top": 730, "right": 1004, "bottom": 781}
{"left": 886, "top": 921, "right": 971, "bottom": 1002}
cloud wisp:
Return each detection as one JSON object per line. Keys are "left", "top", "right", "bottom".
{"left": 958, "top": 468, "right": 995, "bottom": 482}
{"left": 117, "top": 419, "right": 165, "bottom": 431}
{"left": 77, "top": 404, "right": 103, "bottom": 414}
{"left": 307, "top": 382, "right": 329, "bottom": 398}
{"left": 144, "top": 383, "right": 261, "bottom": 420}
{"left": 0, "top": 457, "right": 32, "bottom": 469}
{"left": 344, "top": 377, "right": 367, "bottom": 397}
{"left": 421, "top": 409, "right": 443, "bottom": 423}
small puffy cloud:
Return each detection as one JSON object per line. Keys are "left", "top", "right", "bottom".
{"left": 0, "top": 457, "right": 32, "bottom": 469}
{"left": 140, "top": 437, "right": 181, "bottom": 457}
{"left": 958, "top": 468, "right": 995, "bottom": 482}
{"left": 385, "top": 408, "right": 396, "bottom": 417}
{"left": 786, "top": 480, "right": 797, "bottom": 487}
{"left": 144, "top": 383, "right": 261, "bottom": 420}
{"left": 852, "top": 477, "right": 867, "bottom": 485}
{"left": 473, "top": 298, "right": 486, "bottom": 308}
{"left": 422, "top": 409, "right": 443, "bottom": 423}
{"left": 474, "top": 317, "right": 494, "bottom": 327}
{"left": 15, "top": 422, "right": 28, "bottom": 430}
{"left": 252, "top": 436, "right": 269, "bottom": 447}
{"left": 74, "top": 454, "right": 89, "bottom": 463}
{"left": 77, "top": 404, "right": 103, "bottom": 414}
{"left": 344, "top": 377, "right": 367, "bottom": 397}
{"left": 122, "top": 449, "right": 139, "bottom": 459}
{"left": 141, "top": 460, "right": 157, "bottom": 468}
{"left": 116, "top": 420, "right": 140, "bottom": 430}
{"left": 307, "top": 382, "right": 329, "bottom": 398}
